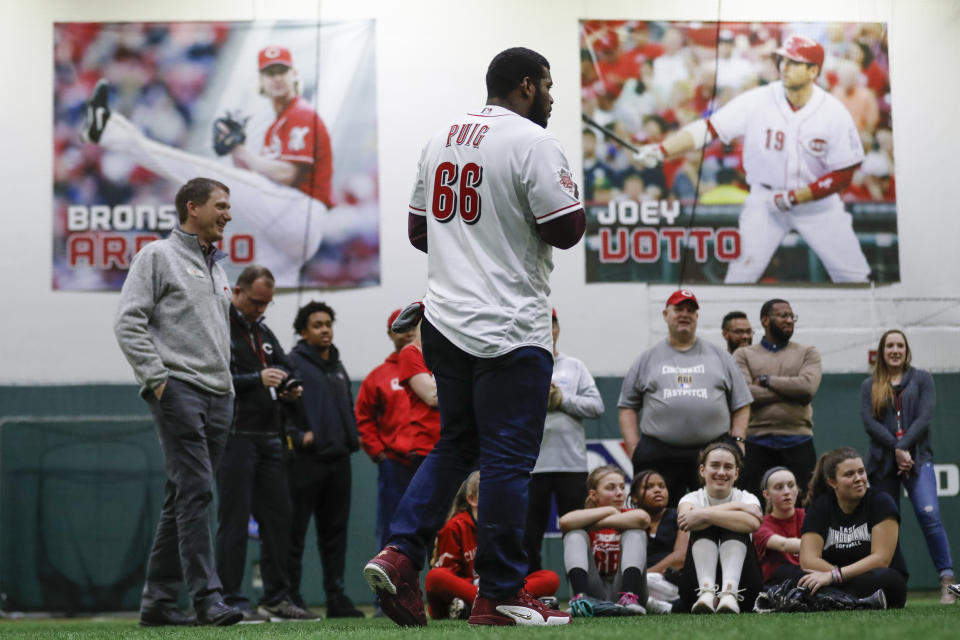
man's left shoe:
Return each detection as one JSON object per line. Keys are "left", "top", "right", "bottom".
{"left": 138, "top": 608, "right": 197, "bottom": 627}
{"left": 468, "top": 589, "right": 572, "bottom": 626}
{"left": 82, "top": 79, "right": 111, "bottom": 144}
{"left": 326, "top": 591, "right": 364, "bottom": 618}
{"left": 942, "top": 575, "right": 958, "bottom": 605}
{"left": 196, "top": 600, "right": 244, "bottom": 626}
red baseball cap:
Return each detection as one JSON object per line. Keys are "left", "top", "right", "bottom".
{"left": 665, "top": 289, "right": 699, "bottom": 309}
{"left": 258, "top": 46, "right": 294, "bottom": 71}
{"left": 387, "top": 308, "right": 402, "bottom": 330}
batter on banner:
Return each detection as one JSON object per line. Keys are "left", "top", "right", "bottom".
{"left": 81, "top": 46, "right": 332, "bottom": 285}
{"left": 363, "top": 47, "right": 585, "bottom": 628}
{"left": 635, "top": 35, "right": 871, "bottom": 284}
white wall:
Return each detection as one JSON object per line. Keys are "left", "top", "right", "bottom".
{"left": 2, "top": 0, "right": 958, "bottom": 384}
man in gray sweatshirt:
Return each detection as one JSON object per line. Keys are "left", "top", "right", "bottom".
{"left": 114, "top": 177, "right": 242, "bottom": 627}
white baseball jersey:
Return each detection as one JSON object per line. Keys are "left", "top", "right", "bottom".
{"left": 408, "top": 105, "right": 582, "bottom": 358}
{"left": 709, "top": 81, "right": 864, "bottom": 214}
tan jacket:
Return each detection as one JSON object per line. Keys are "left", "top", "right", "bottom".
{"left": 734, "top": 342, "right": 821, "bottom": 437}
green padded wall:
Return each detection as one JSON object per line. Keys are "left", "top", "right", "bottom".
{"left": 1, "top": 375, "right": 957, "bottom": 611}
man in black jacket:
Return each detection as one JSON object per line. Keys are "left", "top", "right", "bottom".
{"left": 216, "top": 266, "right": 319, "bottom": 622}
{"left": 286, "top": 300, "right": 364, "bottom": 618}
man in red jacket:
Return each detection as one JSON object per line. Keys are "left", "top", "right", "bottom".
{"left": 356, "top": 310, "right": 421, "bottom": 554}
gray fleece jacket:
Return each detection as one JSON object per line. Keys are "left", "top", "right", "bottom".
{"left": 114, "top": 227, "right": 233, "bottom": 396}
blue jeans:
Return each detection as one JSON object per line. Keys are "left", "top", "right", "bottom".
{"left": 871, "top": 462, "right": 954, "bottom": 574}
{"left": 386, "top": 318, "right": 553, "bottom": 600}
{"left": 376, "top": 457, "right": 422, "bottom": 550}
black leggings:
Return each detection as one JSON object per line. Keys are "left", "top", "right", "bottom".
{"left": 678, "top": 526, "right": 764, "bottom": 611}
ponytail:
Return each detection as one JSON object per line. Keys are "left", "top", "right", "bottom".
{"left": 804, "top": 447, "right": 861, "bottom": 507}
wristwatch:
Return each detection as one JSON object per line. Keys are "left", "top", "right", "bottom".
{"left": 731, "top": 435, "right": 746, "bottom": 443}
{"left": 758, "top": 375, "right": 770, "bottom": 388}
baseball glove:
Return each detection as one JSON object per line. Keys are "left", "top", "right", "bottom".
{"left": 212, "top": 111, "right": 249, "bottom": 156}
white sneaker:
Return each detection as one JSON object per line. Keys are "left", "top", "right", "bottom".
{"left": 616, "top": 592, "right": 646, "bottom": 615}
{"left": 716, "top": 590, "right": 742, "bottom": 614}
{"left": 691, "top": 587, "right": 717, "bottom": 614}
{"left": 645, "top": 596, "right": 673, "bottom": 614}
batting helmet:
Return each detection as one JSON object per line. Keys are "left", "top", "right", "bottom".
{"left": 775, "top": 36, "right": 825, "bottom": 69}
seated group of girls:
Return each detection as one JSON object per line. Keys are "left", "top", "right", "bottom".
{"left": 422, "top": 444, "right": 906, "bottom": 618}
{"left": 556, "top": 443, "right": 907, "bottom": 615}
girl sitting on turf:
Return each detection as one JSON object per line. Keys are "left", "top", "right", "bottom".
{"left": 424, "top": 471, "right": 560, "bottom": 619}
{"left": 798, "top": 447, "right": 908, "bottom": 608}
{"left": 753, "top": 466, "right": 805, "bottom": 585}
{"left": 559, "top": 464, "right": 652, "bottom": 615}
{"left": 629, "top": 469, "right": 688, "bottom": 611}
{"left": 677, "top": 442, "right": 764, "bottom": 614}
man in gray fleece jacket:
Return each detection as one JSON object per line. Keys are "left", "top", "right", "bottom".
{"left": 114, "top": 177, "right": 242, "bottom": 627}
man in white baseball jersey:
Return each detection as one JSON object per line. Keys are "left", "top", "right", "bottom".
{"left": 364, "top": 47, "right": 585, "bottom": 628}
{"left": 81, "top": 46, "right": 330, "bottom": 286}
{"left": 636, "top": 35, "right": 870, "bottom": 284}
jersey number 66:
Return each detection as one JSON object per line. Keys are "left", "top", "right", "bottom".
{"left": 432, "top": 162, "right": 483, "bottom": 224}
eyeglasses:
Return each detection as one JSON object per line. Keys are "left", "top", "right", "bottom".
{"left": 243, "top": 290, "right": 274, "bottom": 308}
{"left": 771, "top": 313, "right": 798, "bottom": 322}
{"left": 730, "top": 329, "right": 753, "bottom": 336}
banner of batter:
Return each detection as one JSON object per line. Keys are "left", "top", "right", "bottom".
{"left": 53, "top": 20, "right": 380, "bottom": 290}
{"left": 579, "top": 20, "right": 897, "bottom": 285}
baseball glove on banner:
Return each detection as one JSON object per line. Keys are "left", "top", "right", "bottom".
{"left": 212, "top": 111, "right": 249, "bottom": 156}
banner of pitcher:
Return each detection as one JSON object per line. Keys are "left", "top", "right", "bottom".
{"left": 54, "top": 20, "right": 379, "bottom": 290}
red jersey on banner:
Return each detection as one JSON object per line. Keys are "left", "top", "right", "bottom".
{"left": 263, "top": 96, "right": 333, "bottom": 206}
{"left": 397, "top": 344, "right": 442, "bottom": 456}
{"left": 433, "top": 510, "right": 478, "bottom": 581}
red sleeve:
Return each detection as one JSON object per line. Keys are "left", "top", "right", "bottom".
{"left": 408, "top": 212, "right": 428, "bottom": 253}
{"left": 807, "top": 165, "right": 857, "bottom": 200}
{"left": 354, "top": 373, "right": 385, "bottom": 460}
{"left": 753, "top": 517, "right": 776, "bottom": 560}
{"left": 398, "top": 345, "right": 429, "bottom": 384}
{"left": 434, "top": 519, "right": 466, "bottom": 574}
{"left": 535, "top": 208, "right": 585, "bottom": 249}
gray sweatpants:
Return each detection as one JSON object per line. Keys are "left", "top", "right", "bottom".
{"left": 563, "top": 529, "right": 648, "bottom": 601}
{"left": 140, "top": 377, "right": 232, "bottom": 613}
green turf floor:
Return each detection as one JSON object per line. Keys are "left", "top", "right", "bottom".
{"left": 0, "top": 596, "right": 955, "bottom": 639}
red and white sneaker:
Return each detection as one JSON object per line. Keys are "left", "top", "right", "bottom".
{"left": 468, "top": 588, "right": 572, "bottom": 626}
{"left": 363, "top": 546, "right": 427, "bottom": 627}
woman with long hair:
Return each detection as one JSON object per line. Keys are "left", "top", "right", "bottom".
{"left": 753, "top": 466, "right": 804, "bottom": 584}
{"left": 424, "top": 472, "right": 559, "bottom": 619}
{"left": 861, "top": 329, "right": 955, "bottom": 603}
{"left": 559, "top": 465, "right": 652, "bottom": 615}
{"left": 677, "top": 442, "right": 763, "bottom": 614}
{"left": 799, "top": 447, "right": 908, "bottom": 608}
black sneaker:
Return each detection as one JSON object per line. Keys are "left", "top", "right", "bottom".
{"left": 257, "top": 599, "right": 322, "bottom": 621}
{"left": 82, "top": 79, "right": 111, "bottom": 144}
{"left": 326, "top": 591, "right": 364, "bottom": 618}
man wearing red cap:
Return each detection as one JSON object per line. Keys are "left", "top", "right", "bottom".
{"left": 618, "top": 289, "right": 752, "bottom": 506}
{"left": 634, "top": 35, "right": 871, "bottom": 284}
{"left": 80, "top": 45, "right": 333, "bottom": 286}
{"left": 355, "top": 311, "right": 424, "bottom": 557}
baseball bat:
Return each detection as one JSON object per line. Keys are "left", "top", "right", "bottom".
{"left": 581, "top": 113, "right": 641, "bottom": 154}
